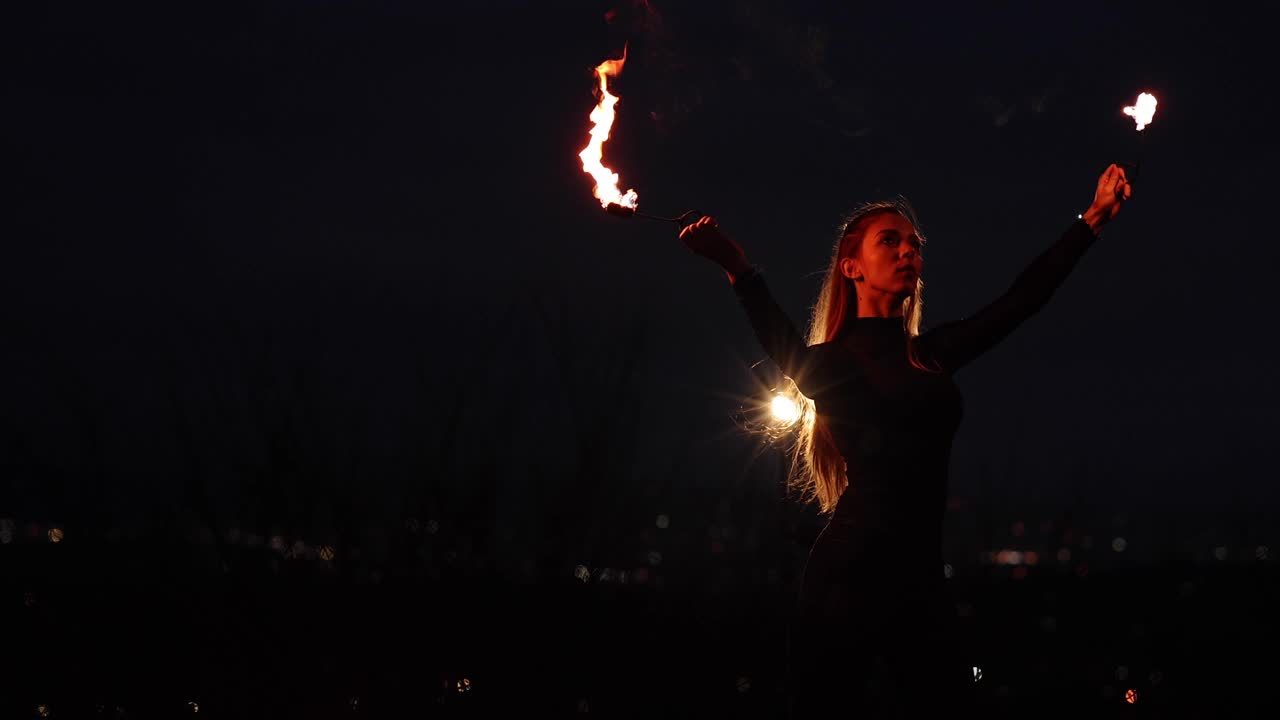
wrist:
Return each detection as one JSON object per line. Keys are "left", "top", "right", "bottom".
{"left": 724, "top": 257, "right": 755, "bottom": 284}
{"left": 727, "top": 258, "right": 752, "bottom": 284}
{"left": 1081, "top": 206, "right": 1107, "bottom": 235}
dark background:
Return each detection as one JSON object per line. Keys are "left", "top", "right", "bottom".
{"left": 4, "top": 1, "right": 1277, "bottom": 717}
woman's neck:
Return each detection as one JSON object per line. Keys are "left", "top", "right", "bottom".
{"left": 855, "top": 292, "right": 907, "bottom": 318}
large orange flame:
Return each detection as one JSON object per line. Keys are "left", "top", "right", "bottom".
{"left": 1123, "top": 92, "right": 1158, "bottom": 131}
{"left": 579, "top": 48, "right": 638, "bottom": 209}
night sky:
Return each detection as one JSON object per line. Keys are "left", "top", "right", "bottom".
{"left": 6, "top": 0, "right": 1279, "bottom": 564}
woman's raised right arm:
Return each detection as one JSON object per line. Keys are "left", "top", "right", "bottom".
{"left": 679, "top": 217, "right": 816, "bottom": 393}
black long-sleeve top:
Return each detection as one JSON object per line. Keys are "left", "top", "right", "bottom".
{"left": 733, "top": 218, "right": 1100, "bottom": 569}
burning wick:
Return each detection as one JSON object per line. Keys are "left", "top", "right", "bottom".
{"left": 579, "top": 48, "right": 638, "bottom": 211}
{"left": 1123, "top": 92, "right": 1158, "bottom": 132}
{"left": 1121, "top": 92, "right": 1158, "bottom": 181}
{"left": 578, "top": 48, "right": 703, "bottom": 232}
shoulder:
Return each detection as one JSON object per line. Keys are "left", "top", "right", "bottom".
{"left": 909, "top": 326, "right": 958, "bottom": 374}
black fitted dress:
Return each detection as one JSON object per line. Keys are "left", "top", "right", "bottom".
{"left": 730, "top": 218, "right": 1100, "bottom": 716}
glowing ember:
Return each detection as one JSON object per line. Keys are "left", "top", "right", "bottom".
{"left": 579, "top": 48, "right": 638, "bottom": 210}
{"left": 1123, "top": 92, "right": 1158, "bottom": 131}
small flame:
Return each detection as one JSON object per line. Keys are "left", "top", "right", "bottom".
{"left": 1123, "top": 92, "right": 1158, "bottom": 131}
{"left": 579, "top": 48, "right": 638, "bottom": 209}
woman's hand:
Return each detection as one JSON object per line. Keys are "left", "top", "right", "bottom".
{"left": 679, "top": 216, "right": 754, "bottom": 282}
{"left": 1081, "top": 163, "right": 1132, "bottom": 233}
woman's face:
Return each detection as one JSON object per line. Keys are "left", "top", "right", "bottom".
{"left": 840, "top": 212, "right": 923, "bottom": 300}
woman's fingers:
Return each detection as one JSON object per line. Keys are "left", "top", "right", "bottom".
{"left": 680, "top": 216, "right": 721, "bottom": 251}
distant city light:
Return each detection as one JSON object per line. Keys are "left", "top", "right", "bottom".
{"left": 995, "top": 550, "right": 1024, "bottom": 565}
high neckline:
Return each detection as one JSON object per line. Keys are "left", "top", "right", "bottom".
{"left": 850, "top": 315, "right": 906, "bottom": 326}
{"left": 840, "top": 315, "right": 907, "bottom": 338}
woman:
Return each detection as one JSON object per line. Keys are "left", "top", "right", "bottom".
{"left": 679, "top": 164, "right": 1132, "bottom": 716}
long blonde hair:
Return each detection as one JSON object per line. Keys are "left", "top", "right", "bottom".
{"left": 785, "top": 197, "right": 941, "bottom": 514}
